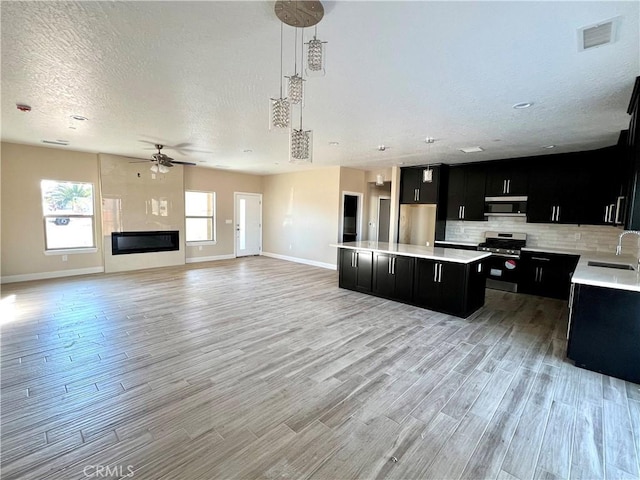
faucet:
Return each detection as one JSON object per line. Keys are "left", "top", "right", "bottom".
{"left": 616, "top": 231, "right": 640, "bottom": 258}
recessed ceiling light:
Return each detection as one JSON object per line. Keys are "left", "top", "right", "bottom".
{"left": 543, "top": 145, "right": 556, "bottom": 149}
{"left": 512, "top": 102, "right": 533, "bottom": 109}
{"left": 377, "top": 145, "right": 387, "bottom": 151}
{"left": 70, "top": 115, "right": 88, "bottom": 121}
{"left": 329, "top": 141, "right": 339, "bottom": 146}
{"left": 425, "top": 137, "right": 435, "bottom": 144}
{"left": 243, "top": 149, "right": 253, "bottom": 153}
{"left": 459, "top": 146, "right": 484, "bottom": 153}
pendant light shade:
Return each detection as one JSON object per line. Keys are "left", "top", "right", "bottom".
{"left": 290, "top": 128, "right": 312, "bottom": 162}
{"left": 269, "top": 23, "right": 291, "bottom": 130}
{"left": 306, "top": 27, "right": 326, "bottom": 77}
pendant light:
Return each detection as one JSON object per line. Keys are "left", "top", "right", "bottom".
{"left": 290, "top": 28, "right": 312, "bottom": 163}
{"left": 306, "top": 26, "right": 327, "bottom": 77}
{"left": 286, "top": 28, "right": 304, "bottom": 105}
{"left": 270, "top": 23, "right": 290, "bottom": 130}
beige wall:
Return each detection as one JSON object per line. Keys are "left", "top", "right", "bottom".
{"left": 1, "top": 142, "right": 104, "bottom": 281}
{"left": 262, "top": 167, "right": 341, "bottom": 267}
{"left": 184, "top": 167, "right": 262, "bottom": 260}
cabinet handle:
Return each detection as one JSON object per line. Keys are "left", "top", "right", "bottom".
{"left": 614, "top": 196, "right": 624, "bottom": 224}
{"left": 567, "top": 283, "right": 576, "bottom": 339}
{"left": 604, "top": 205, "right": 609, "bottom": 223}
{"left": 351, "top": 251, "right": 355, "bottom": 268}
{"left": 507, "top": 179, "right": 511, "bottom": 194}
{"left": 392, "top": 257, "right": 396, "bottom": 275}
{"left": 438, "top": 263, "right": 443, "bottom": 283}
{"left": 503, "top": 180, "right": 507, "bottom": 194}
{"left": 416, "top": 189, "right": 420, "bottom": 202}
{"left": 534, "top": 267, "right": 539, "bottom": 282}
{"left": 556, "top": 206, "right": 560, "bottom": 222}
{"left": 459, "top": 206, "right": 463, "bottom": 219}
{"left": 531, "top": 257, "right": 551, "bottom": 262}
{"left": 608, "top": 203, "right": 615, "bottom": 223}
{"left": 433, "top": 263, "right": 438, "bottom": 282}
{"left": 539, "top": 267, "right": 543, "bottom": 282}
{"left": 462, "top": 206, "right": 465, "bottom": 219}
{"left": 354, "top": 252, "right": 358, "bottom": 268}
{"left": 551, "top": 206, "right": 555, "bottom": 222}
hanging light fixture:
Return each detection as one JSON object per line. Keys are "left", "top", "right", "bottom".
{"left": 423, "top": 137, "right": 435, "bottom": 183}
{"left": 306, "top": 26, "right": 327, "bottom": 76}
{"left": 291, "top": 27, "right": 312, "bottom": 163}
{"left": 270, "top": 23, "right": 290, "bottom": 130}
{"left": 286, "top": 28, "right": 304, "bottom": 105}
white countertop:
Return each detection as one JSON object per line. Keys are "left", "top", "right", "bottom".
{"left": 571, "top": 252, "right": 640, "bottom": 293}
{"left": 330, "top": 241, "right": 491, "bottom": 264}
{"left": 522, "top": 246, "right": 585, "bottom": 256}
{"left": 435, "top": 240, "right": 479, "bottom": 247}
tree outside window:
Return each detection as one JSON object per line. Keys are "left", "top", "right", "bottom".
{"left": 41, "top": 180, "right": 95, "bottom": 249}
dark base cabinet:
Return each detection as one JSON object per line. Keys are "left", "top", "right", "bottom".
{"left": 567, "top": 284, "right": 640, "bottom": 384}
{"left": 519, "top": 251, "right": 579, "bottom": 300}
{"left": 338, "top": 248, "right": 486, "bottom": 318}
{"left": 339, "top": 249, "right": 373, "bottom": 293}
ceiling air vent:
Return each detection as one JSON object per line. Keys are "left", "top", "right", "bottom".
{"left": 578, "top": 17, "right": 619, "bottom": 51}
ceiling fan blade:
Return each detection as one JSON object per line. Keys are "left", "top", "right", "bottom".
{"left": 129, "top": 160, "right": 151, "bottom": 164}
{"left": 170, "top": 160, "right": 197, "bottom": 166}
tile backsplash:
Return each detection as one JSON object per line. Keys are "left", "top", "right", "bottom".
{"left": 446, "top": 217, "right": 640, "bottom": 257}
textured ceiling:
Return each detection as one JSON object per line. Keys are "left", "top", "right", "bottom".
{"left": 2, "top": 1, "right": 639, "bottom": 175}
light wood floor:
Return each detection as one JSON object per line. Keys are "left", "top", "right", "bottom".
{"left": 1, "top": 257, "right": 639, "bottom": 480}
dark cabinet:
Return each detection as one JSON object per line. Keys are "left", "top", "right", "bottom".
{"left": 519, "top": 251, "right": 579, "bottom": 300}
{"left": 567, "top": 283, "right": 640, "bottom": 384}
{"left": 413, "top": 258, "right": 484, "bottom": 316}
{"left": 623, "top": 76, "right": 640, "bottom": 230}
{"left": 446, "top": 165, "right": 486, "bottom": 221}
{"left": 400, "top": 166, "right": 442, "bottom": 204}
{"left": 373, "top": 253, "right": 414, "bottom": 301}
{"left": 485, "top": 161, "right": 528, "bottom": 197}
{"left": 339, "top": 249, "right": 372, "bottom": 292}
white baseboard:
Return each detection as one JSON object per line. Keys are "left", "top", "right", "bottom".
{"left": 185, "top": 254, "right": 236, "bottom": 264}
{"left": 261, "top": 252, "right": 337, "bottom": 270}
{"left": 1, "top": 267, "right": 105, "bottom": 284}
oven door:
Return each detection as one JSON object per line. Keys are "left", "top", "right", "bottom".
{"left": 485, "top": 254, "right": 520, "bottom": 292}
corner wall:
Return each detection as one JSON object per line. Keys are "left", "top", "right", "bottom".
{"left": 262, "top": 167, "right": 341, "bottom": 268}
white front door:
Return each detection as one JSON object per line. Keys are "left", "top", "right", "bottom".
{"left": 235, "top": 193, "right": 262, "bottom": 257}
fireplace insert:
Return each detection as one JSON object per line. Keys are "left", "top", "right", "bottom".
{"left": 111, "top": 231, "right": 179, "bottom": 255}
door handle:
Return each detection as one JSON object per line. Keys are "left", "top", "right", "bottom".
{"left": 608, "top": 204, "right": 615, "bottom": 223}
{"left": 615, "top": 196, "right": 624, "bottom": 224}
{"left": 433, "top": 263, "right": 438, "bottom": 282}
{"left": 438, "top": 263, "right": 443, "bottom": 283}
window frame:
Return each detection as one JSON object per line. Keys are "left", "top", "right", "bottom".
{"left": 185, "top": 190, "right": 217, "bottom": 245}
{"left": 41, "top": 180, "right": 97, "bottom": 253}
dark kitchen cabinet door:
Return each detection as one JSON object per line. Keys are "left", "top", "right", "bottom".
{"left": 581, "top": 146, "right": 627, "bottom": 226}
{"left": 567, "top": 284, "right": 640, "bottom": 384}
{"left": 485, "top": 161, "right": 528, "bottom": 196}
{"left": 373, "top": 253, "right": 414, "bottom": 301}
{"left": 446, "top": 165, "right": 486, "bottom": 221}
{"left": 413, "top": 258, "right": 465, "bottom": 314}
{"left": 339, "top": 249, "right": 372, "bottom": 293}
{"left": 400, "top": 166, "right": 443, "bottom": 204}
{"left": 519, "top": 251, "right": 579, "bottom": 300}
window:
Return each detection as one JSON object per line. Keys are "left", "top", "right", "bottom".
{"left": 41, "top": 180, "right": 95, "bottom": 250}
{"left": 185, "top": 191, "right": 216, "bottom": 243}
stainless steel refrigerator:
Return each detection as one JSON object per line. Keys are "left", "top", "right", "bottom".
{"left": 398, "top": 204, "right": 437, "bottom": 247}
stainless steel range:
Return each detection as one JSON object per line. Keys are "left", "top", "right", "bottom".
{"left": 478, "top": 231, "right": 527, "bottom": 292}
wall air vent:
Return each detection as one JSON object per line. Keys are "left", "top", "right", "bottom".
{"left": 578, "top": 17, "right": 619, "bottom": 51}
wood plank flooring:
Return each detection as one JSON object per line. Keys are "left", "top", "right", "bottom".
{"left": 1, "top": 256, "right": 639, "bottom": 480}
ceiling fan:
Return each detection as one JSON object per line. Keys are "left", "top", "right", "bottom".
{"left": 144, "top": 144, "right": 196, "bottom": 173}
{"left": 139, "top": 140, "right": 211, "bottom": 156}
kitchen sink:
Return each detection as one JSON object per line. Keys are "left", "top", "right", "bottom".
{"left": 587, "top": 261, "right": 635, "bottom": 271}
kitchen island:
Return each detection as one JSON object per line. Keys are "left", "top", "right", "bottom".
{"left": 331, "top": 241, "right": 491, "bottom": 318}
{"left": 567, "top": 253, "right": 640, "bottom": 384}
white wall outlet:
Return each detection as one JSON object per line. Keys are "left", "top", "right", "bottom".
{"left": 62, "top": 255, "right": 68, "bottom": 262}
{"left": 574, "top": 232, "right": 581, "bottom": 240}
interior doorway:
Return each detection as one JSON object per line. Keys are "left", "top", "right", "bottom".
{"left": 234, "top": 193, "right": 262, "bottom": 257}
{"left": 341, "top": 192, "right": 362, "bottom": 243}
{"left": 378, "top": 197, "right": 391, "bottom": 242}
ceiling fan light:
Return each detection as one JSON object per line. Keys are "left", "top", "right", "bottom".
{"left": 150, "top": 164, "right": 158, "bottom": 173}
{"left": 159, "top": 165, "right": 170, "bottom": 174}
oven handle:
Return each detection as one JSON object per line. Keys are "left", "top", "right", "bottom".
{"left": 484, "top": 253, "right": 520, "bottom": 259}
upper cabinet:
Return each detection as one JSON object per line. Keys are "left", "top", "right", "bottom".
{"left": 446, "top": 164, "right": 486, "bottom": 221}
{"left": 624, "top": 76, "right": 640, "bottom": 230}
{"left": 400, "top": 165, "right": 445, "bottom": 204}
{"left": 484, "top": 160, "right": 529, "bottom": 197}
